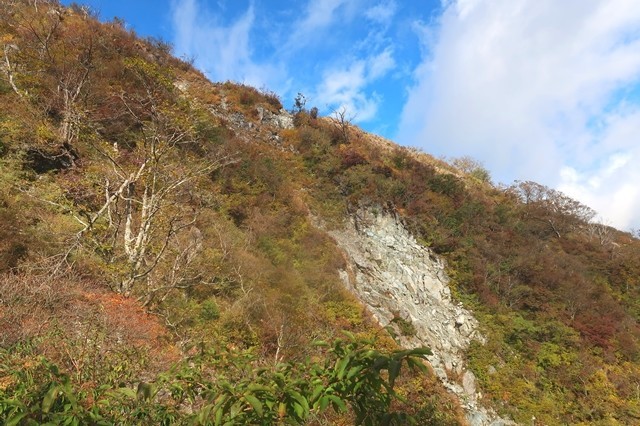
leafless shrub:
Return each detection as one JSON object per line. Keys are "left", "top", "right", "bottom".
{"left": 0, "top": 267, "right": 77, "bottom": 346}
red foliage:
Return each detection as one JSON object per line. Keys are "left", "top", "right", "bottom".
{"left": 81, "top": 290, "right": 179, "bottom": 365}
{"left": 340, "top": 148, "right": 368, "bottom": 169}
{"left": 573, "top": 312, "right": 618, "bottom": 349}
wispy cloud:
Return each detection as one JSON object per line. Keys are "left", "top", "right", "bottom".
{"left": 314, "top": 48, "right": 396, "bottom": 122}
{"left": 368, "top": 47, "right": 395, "bottom": 80}
{"left": 295, "top": 0, "right": 351, "bottom": 32}
{"left": 397, "top": 0, "right": 640, "bottom": 230}
{"left": 365, "top": 1, "right": 397, "bottom": 24}
{"left": 282, "top": 0, "right": 359, "bottom": 53}
{"left": 171, "top": 0, "right": 285, "bottom": 90}
{"left": 297, "top": 0, "right": 398, "bottom": 122}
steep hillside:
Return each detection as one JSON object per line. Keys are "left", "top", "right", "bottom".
{"left": 2, "top": 2, "right": 640, "bottom": 425}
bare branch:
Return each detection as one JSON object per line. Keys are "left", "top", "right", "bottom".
{"left": 3, "top": 44, "right": 23, "bottom": 97}
{"left": 331, "top": 106, "right": 356, "bottom": 143}
{"left": 16, "top": 185, "right": 88, "bottom": 229}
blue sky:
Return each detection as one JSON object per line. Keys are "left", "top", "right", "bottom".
{"left": 62, "top": 0, "right": 640, "bottom": 231}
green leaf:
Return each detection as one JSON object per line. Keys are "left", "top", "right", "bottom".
{"left": 293, "top": 402, "right": 304, "bottom": 419}
{"left": 327, "top": 395, "right": 347, "bottom": 412}
{"left": 341, "top": 330, "right": 356, "bottom": 341}
{"left": 117, "top": 387, "right": 138, "bottom": 399}
{"left": 229, "top": 401, "right": 242, "bottom": 418}
{"left": 42, "top": 385, "right": 59, "bottom": 413}
{"left": 6, "top": 413, "right": 27, "bottom": 426}
{"left": 290, "top": 390, "right": 309, "bottom": 416}
{"left": 197, "top": 404, "right": 213, "bottom": 424}
{"left": 214, "top": 404, "right": 224, "bottom": 425}
{"left": 346, "top": 365, "right": 363, "bottom": 380}
{"left": 388, "top": 359, "right": 401, "bottom": 388}
{"left": 273, "top": 372, "right": 286, "bottom": 387}
{"left": 362, "top": 349, "right": 377, "bottom": 359}
{"left": 244, "top": 394, "right": 263, "bottom": 417}
{"left": 372, "top": 356, "right": 389, "bottom": 370}
{"left": 310, "top": 384, "right": 324, "bottom": 402}
{"left": 406, "top": 357, "right": 429, "bottom": 374}
{"left": 247, "top": 384, "right": 271, "bottom": 393}
{"left": 335, "top": 356, "right": 351, "bottom": 379}
{"left": 318, "top": 395, "right": 330, "bottom": 411}
{"left": 405, "top": 347, "right": 432, "bottom": 357}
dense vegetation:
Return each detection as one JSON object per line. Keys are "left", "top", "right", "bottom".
{"left": 2, "top": 1, "right": 640, "bottom": 424}
{"left": 0, "top": 2, "right": 458, "bottom": 424}
{"left": 285, "top": 117, "right": 640, "bottom": 423}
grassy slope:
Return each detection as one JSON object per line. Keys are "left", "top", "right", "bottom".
{"left": 1, "top": 1, "right": 640, "bottom": 424}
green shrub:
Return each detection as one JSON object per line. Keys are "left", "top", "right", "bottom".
{"left": 0, "top": 336, "right": 431, "bottom": 425}
{"left": 200, "top": 299, "right": 221, "bottom": 321}
{"left": 392, "top": 316, "right": 417, "bottom": 337}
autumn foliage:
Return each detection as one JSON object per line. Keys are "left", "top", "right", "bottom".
{"left": 1, "top": 1, "right": 640, "bottom": 425}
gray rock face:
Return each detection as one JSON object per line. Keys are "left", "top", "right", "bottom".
{"left": 329, "top": 209, "right": 516, "bottom": 426}
{"left": 205, "top": 101, "right": 294, "bottom": 148}
{"left": 256, "top": 106, "right": 294, "bottom": 130}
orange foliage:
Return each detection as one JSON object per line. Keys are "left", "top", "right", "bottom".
{"left": 81, "top": 291, "right": 175, "bottom": 358}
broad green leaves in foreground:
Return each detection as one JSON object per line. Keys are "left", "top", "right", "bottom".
{"left": 0, "top": 335, "right": 431, "bottom": 425}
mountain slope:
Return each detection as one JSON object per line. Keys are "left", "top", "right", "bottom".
{"left": 2, "top": 2, "right": 640, "bottom": 425}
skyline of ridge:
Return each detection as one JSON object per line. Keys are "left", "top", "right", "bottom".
{"left": 62, "top": 0, "right": 640, "bottom": 232}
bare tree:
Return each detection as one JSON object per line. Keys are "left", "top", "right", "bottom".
{"left": 88, "top": 113, "right": 235, "bottom": 294}
{"left": 452, "top": 155, "right": 492, "bottom": 183}
{"left": 4, "top": 3, "right": 94, "bottom": 151}
{"left": 69, "top": 59, "right": 239, "bottom": 295}
{"left": 2, "top": 43, "right": 23, "bottom": 97}
{"left": 586, "top": 219, "right": 615, "bottom": 247}
{"left": 331, "top": 106, "right": 355, "bottom": 143}
{"left": 508, "top": 180, "right": 596, "bottom": 239}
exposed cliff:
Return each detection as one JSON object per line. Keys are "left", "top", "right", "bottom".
{"left": 329, "top": 208, "right": 514, "bottom": 425}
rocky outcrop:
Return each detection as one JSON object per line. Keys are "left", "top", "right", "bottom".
{"left": 206, "top": 100, "right": 294, "bottom": 148}
{"left": 328, "top": 208, "right": 515, "bottom": 426}
{"left": 256, "top": 106, "right": 294, "bottom": 130}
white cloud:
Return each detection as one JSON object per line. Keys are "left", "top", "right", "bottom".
{"left": 274, "top": 0, "right": 395, "bottom": 112}
{"left": 365, "top": 1, "right": 397, "bottom": 24}
{"left": 368, "top": 47, "right": 395, "bottom": 79}
{"left": 171, "top": 0, "right": 285, "bottom": 90}
{"left": 451, "top": 0, "right": 482, "bottom": 19}
{"left": 171, "top": 0, "right": 372, "bottom": 101}
{"left": 283, "top": 0, "right": 359, "bottom": 53}
{"left": 314, "top": 48, "right": 396, "bottom": 122}
{"left": 315, "top": 61, "right": 376, "bottom": 121}
{"left": 398, "top": 0, "right": 640, "bottom": 230}
{"left": 558, "top": 108, "right": 640, "bottom": 229}
{"left": 297, "top": 0, "right": 349, "bottom": 30}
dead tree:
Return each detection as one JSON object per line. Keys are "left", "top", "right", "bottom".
{"left": 331, "top": 106, "right": 355, "bottom": 143}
